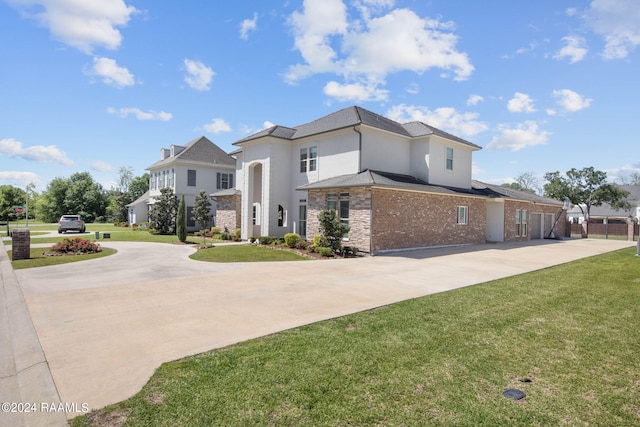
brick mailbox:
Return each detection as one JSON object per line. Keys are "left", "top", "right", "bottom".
{"left": 11, "top": 228, "right": 30, "bottom": 261}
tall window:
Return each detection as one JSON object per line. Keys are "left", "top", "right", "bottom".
{"left": 159, "top": 171, "right": 166, "bottom": 189}
{"left": 299, "top": 199, "right": 307, "bottom": 237}
{"left": 446, "top": 147, "right": 454, "bottom": 170}
{"left": 300, "top": 146, "right": 317, "bottom": 172}
{"left": 327, "top": 192, "right": 349, "bottom": 239}
{"left": 186, "top": 206, "right": 195, "bottom": 227}
{"left": 516, "top": 209, "right": 528, "bottom": 237}
{"left": 217, "top": 172, "right": 234, "bottom": 189}
{"left": 187, "top": 169, "right": 196, "bottom": 187}
{"left": 167, "top": 169, "right": 174, "bottom": 188}
{"left": 457, "top": 206, "right": 468, "bottom": 225}
{"left": 150, "top": 173, "right": 156, "bottom": 190}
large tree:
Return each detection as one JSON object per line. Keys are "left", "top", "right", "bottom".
{"left": 148, "top": 187, "right": 178, "bottom": 234}
{"left": 37, "top": 172, "right": 107, "bottom": 223}
{"left": 544, "top": 167, "right": 631, "bottom": 237}
{"left": 0, "top": 185, "right": 26, "bottom": 221}
{"left": 128, "top": 173, "right": 150, "bottom": 201}
{"left": 501, "top": 171, "right": 540, "bottom": 195}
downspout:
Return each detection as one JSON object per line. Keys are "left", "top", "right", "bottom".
{"left": 354, "top": 126, "right": 362, "bottom": 172}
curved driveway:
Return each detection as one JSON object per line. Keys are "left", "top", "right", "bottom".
{"left": 15, "top": 238, "right": 636, "bottom": 415}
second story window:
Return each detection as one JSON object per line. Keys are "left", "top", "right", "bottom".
{"left": 217, "top": 172, "right": 234, "bottom": 189}
{"left": 167, "top": 169, "right": 174, "bottom": 188}
{"left": 300, "top": 146, "right": 317, "bottom": 173}
{"left": 446, "top": 147, "right": 454, "bottom": 171}
{"left": 187, "top": 169, "right": 196, "bottom": 187}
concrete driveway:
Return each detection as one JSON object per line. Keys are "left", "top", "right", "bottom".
{"left": 14, "top": 238, "right": 636, "bottom": 416}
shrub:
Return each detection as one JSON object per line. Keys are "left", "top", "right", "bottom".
{"left": 284, "top": 233, "right": 300, "bottom": 248}
{"left": 315, "top": 246, "right": 334, "bottom": 257}
{"left": 233, "top": 228, "right": 242, "bottom": 241}
{"left": 294, "top": 240, "right": 309, "bottom": 250}
{"left": 313, "top": 234, "right": 328, "bottom": 247}
{"left": 249, "top": 236, "right": 257, "bottom": 243}
{"left": 49, "top": 238, "right": 101, "bottom": 255}
{"left": 220, "top": 232, "right": 232, "bottom": 241}
{"left": 210, "top": 227, "right": 221, "bottom": 234}
{"left": 318, "top": 209, "right": 349, "bottom": 252}
{"left": 259, "top": 236, "right": 274, "bottom": 245}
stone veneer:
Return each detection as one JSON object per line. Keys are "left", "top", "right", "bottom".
{"left": 11, "top": 228, "right": 30, "bottom": 261}
{"left": 215, "top": 194, "right": 241, "bottom": 233}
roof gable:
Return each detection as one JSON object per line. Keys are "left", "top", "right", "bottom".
{"left": 147, "top": 136, "right": 235, "bottom": 169}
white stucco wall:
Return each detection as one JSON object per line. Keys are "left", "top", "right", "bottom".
{"left": 409, "top": 138, "right": 430, "bottom": 183}
{"left": 427, "top": 138, "right": 474, "bottom": 189}
{"left": 360, "top": 128, "right": 411, "bottom": 175}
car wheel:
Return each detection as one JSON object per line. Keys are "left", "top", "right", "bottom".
{"left": 58, "top": 230, "right": 62, "bottom": 234}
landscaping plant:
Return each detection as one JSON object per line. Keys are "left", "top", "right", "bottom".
{"left": 176, "top": 195, "right": 187, "bottom": 242}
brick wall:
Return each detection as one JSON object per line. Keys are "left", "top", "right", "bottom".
{"left": 215, "top": 194, "right": 241, "bottom": 233}
{"left": 11, "top": 228, "right": 30, "bottom": 261}
{"left": 504, "top": 201, "right": 566, "bottom": 241}
{"left": 371, "top": 188, "right": 486, "bottom": 252}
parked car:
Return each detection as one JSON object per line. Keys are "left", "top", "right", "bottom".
{"left": 58, "top": 215, "right": 86, "bottom": 233}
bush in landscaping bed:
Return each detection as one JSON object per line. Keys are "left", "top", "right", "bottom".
{"left": 284, "top": 233, "right": 300, "bottom": 248}
{"left": 315, "top": 246, "right": 334, "bottom": 257}
{"left": 48, "top": 237, "right": 101, "bottom": 255}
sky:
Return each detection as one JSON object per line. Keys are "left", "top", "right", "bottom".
{"left": 1, "top": 0, "right": 639, "bottom": 194}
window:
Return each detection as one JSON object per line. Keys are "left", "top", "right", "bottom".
{"left": 159, "top": 171, "right": 165, "bottom": 189}
{"left": 327, "top": 192, "right": 349, "bottom": 239}
{"left": 216, "top": 172, "right": 234, "bottom": 189}
{"left": 457, "top": 206, "right": 468, "bottom": 225}
{"left": 300, "top": 146, "right": 317, "bottom": 173}
{"left": 446, "top": 147, "right": 454, "bottom": 170}
{"left": 186, "top": 206, "right": 195, "bottom": 227}
{"left": 187, "top": 169, "right": 196, "bottom": 187}
{"left": 150, "top": 173, "right": 156, "bottom": 190}
{"left": 167, "top": 169, "right": 174, "bottom": 188}
{"left": 300, "top": 148, "right": 308, "bottom": 173}
{"left": 252, "top": 203, "right": 260, "bottom": 225}
{"left": 299, "top": 199, "right": 307, "bottom": 237}
{"left": 516, "top": 209, "right": 528, "bottom": 237}
{"left": 327, "top": 193, "right": 337, "bottom": 211}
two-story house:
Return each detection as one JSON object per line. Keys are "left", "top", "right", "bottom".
{"left": 212, "top": 106, "right": 565, "bottom": 253}
{"left": 128, "top": 136, "right": 236, "bottom": 231}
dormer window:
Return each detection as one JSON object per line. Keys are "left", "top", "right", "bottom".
{"left": 446, "top": 147, "right": 454, "bottom": 171}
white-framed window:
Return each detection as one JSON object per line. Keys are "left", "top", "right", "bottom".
{"left": 150, "top": 173, "right": 156, "bottom": 190}
{"left": 159, "top": 170, "right": 166, "bottom": 188}
{"left": 516, "top": 209, "right": 528, "bottom": 237}
{"left": 327, "top": 192, "right": 349, "bottom": 239}
{"left": 300, "top": 146, "right": 317, "bottom": 173}
{"left": 217, "top": 172, "right": 234, "bottom": 189}
{"left": 457, "top": 206, "right": 468, "bottom": 225}
{"left": 167, "top": 169, "right": 174, "bottom": 188}
{"left": 446, "top": 147, "right": 454, "bottom": 171}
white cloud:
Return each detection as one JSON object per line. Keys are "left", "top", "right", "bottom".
{"left": 107, "top": 107, "right": 172, "bottom": 121}
{"left": 5, "top": 0, "right": 138, "bottom": 54}
{"left": 552, "top": 89, "right": 592, "bottom": 112}
{"left": 507, "top": 92, "right": 536, "bottom": 113}
{"left": 203, "top": 118, "right": 231, "bottom": 134}
{"left": 323, "top": 80, "right": 389, "bottom": 102}
{"left": 240, "top": 13, "right": 258, "bottom": 40}
{"left": 554, "top": 35, "right": 588, "bottom": 63}
{"left": 263, "top": 121, "right": 275, "bottom": 129}
{"left": 386, "top": 104, "right": 488, "bottom": 137}
{"left": 566, "top": 8, "right": 578, "bottom": 17}
{"left": 486, "top": 121, "right": 550, "bottom": 151}
{"left": 0, "top": 171, "right": 40, "bottom": 187}
{"left": 0, "top": 138, "right": 73, "bottom": 166}
{"left": 405, "top": 83, "right": 420, "bottom": 95}
{"left": 87, "top": 57, "right": 135, "bottom": 87}
{"left": 584, "top": 0, "right": 640, "bottom": 59}
{"left": 91, "top": 160, "right": 113, "bottom": 172}
{"left": 286, "top": 0, "right": 473, "bottom": 99}
{"left": 184, "top": 59, "right": 215, "bottom": 91}
{"left": 466, "top": 94, "right": 484, "bottom": 106}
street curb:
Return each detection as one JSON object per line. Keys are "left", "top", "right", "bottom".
{"left": 0, "top": 243, "right": 68, "bottom": 427}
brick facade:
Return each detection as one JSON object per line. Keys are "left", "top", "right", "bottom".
{"left": 371, "top": 189, "right": 486, "bottom": 252}
{"left": 215, "top": 194, "right": 241, "bottom": 233}
{"left": 504, "top": 201, "right": 566, "bottom": 241}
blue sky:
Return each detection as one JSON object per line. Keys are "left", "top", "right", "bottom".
{"left": 1, "top": 0, "right": 639, "bottom": 193}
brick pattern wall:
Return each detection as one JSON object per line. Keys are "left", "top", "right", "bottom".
{"left": 215, "top": 194, "right": 241, "bottom": 232}
{"left": 371, "top": 189, "right": 486, "bottom": 252}
{"left": 504, "top": 201, "right": 566, "bottom": 241}
{"left": 11, "top": 228, "right": 30, "bottom": 261}
{"left": 307, "top": 187, "right": 372, "bottom": 252}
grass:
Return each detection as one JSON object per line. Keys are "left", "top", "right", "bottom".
{"left": 9, "top": 247, "right": 117, "bottom": 269}
{"left": 190, "top": 245, "right": 309, "bottom": 262}
{"left": 2, "top": 227, "right": 204, "bottom": 245}
{"left": 72, "top": 247, "right": 640, "bottom": 426}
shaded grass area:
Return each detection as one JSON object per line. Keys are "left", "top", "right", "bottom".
{"left": 73, "top": 248, "right": 640, "bottom": 426}
{"left": 190, "top": 245, "right": 309, "bottom": 262}
{"left": 9, "top": 247, "right": 117, "bottom": 269}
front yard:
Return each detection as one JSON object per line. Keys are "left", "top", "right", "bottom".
{"left": 72, "top": 247, "right": 640, "bottom": 426}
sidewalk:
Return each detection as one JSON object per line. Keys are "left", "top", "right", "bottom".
{"left": 13, "top": 237, "right": 636, "bottom": 419}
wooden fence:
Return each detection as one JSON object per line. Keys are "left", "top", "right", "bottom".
{"left": 570, "top": 222, "right": 639, "bottom": 240}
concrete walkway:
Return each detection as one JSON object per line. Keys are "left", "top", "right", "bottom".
{"left": 3, "top": 237, "right": 636, "bottom": 424}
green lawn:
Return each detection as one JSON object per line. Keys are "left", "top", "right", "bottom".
{"left": 72, "top": 248, "right": 640, "bottom": 426}
{"left": 9, "top": 247, "right": 117, "bottom": 269}
{"left": 190, "top": 245, "right": 309, "bottom": 262}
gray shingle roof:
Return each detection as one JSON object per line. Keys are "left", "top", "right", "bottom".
{"left": 234, "top": 106, "right": 480, "bottom": 149}
{"left": 147, "top": 136, "right": 235, "bottom": 169}
{"left": 471, "top": 180, "right": 564, "bottom": 205}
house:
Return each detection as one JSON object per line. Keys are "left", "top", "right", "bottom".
{"left": 128, "top": 136, "right": 236, "bottom": 230}
{"left": 567, "top": 184, "right": 640, "bottom": 223}
{"left": 213, "top": 106, "right": 566, "bottom": 254}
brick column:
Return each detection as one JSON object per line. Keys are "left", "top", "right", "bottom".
{"left": 629, "top": 219, "right": 636, "bottom": 241}
{"left": 11, "top": 228, "right": 30, "bottom": 261}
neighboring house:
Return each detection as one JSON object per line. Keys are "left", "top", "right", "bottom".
{"left": 128, "top": 136, "right": 236, "bottom": 231}
{"left": 213, "top": 106, "right": 565, "bottom": 254}
{"left": 567, "top": 184, "right": 640, "bottom": 223}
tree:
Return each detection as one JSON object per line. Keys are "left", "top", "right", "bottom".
{"left": 128, "top": 173, "right": 150, "bottom": 201}
{"left": 616, "top": 171, "right": 640, "bottom": 185}
{"left": 317, "top": 209, "right": 350, "bottom": 252}
{"left": 501, "top": 172, "right": 539, "bottom": 195}
{"left": 148, "top": 187, "right": 178, "bottom": 234}
{"left": 544, "top": 167, "right": 631, "bottom": 237}
{"left": 107, "top": 167, "right": 135, "bottom": 223}
{"left": 192, "top": 190, "right": 213, "bottom": 244}
{"left": 0, "top": 185, "right": 26, "bottom": 221}
{"left": 176, "top": 194, "right": 187, "bottom": 242}
{"left": 64, "top": 172, "right": 108, "bottom": 222}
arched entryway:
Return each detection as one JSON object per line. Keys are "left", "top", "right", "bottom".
{"left": 247, "top": 163, "right": 263, "bottom": 238}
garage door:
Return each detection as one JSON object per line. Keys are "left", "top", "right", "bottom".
{"left": 530, "top": 213, "right": 542, "bottom": 239}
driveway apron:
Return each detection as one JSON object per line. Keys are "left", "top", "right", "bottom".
{"left": 15, "top": 239, "right": 636, "bottom": 414}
